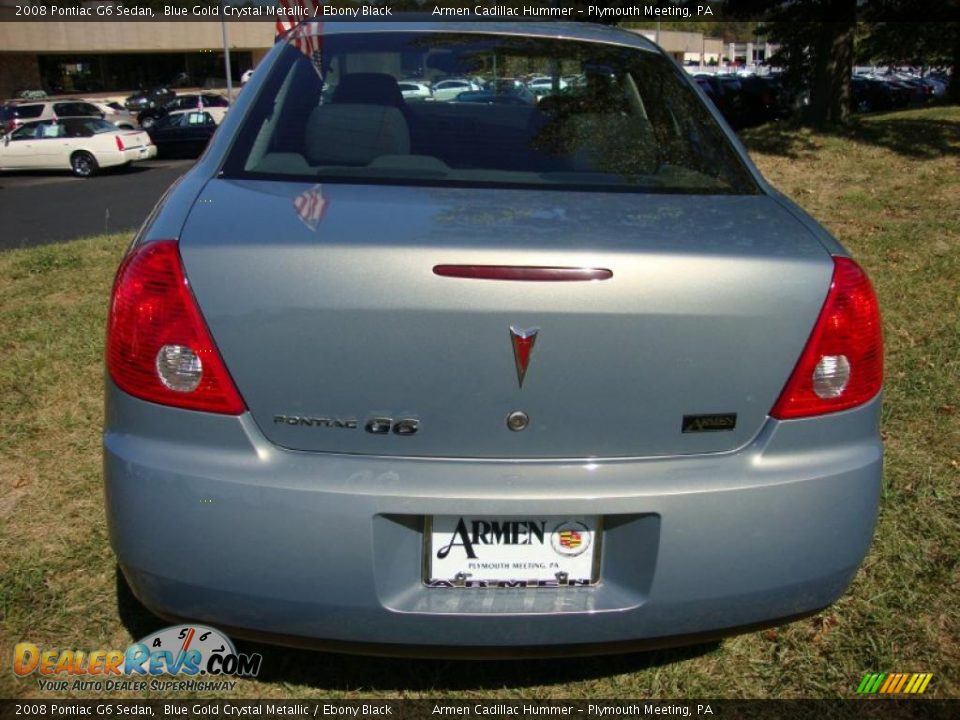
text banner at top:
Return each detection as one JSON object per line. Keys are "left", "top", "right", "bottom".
{"left": 0, "top": 1, "right": 957, "bottom": 24}
{"left": 0, "top": 700, "right": 958, "bottom": 720}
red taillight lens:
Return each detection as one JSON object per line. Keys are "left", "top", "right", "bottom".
{"left": 770, "top": 257, "right": 883, "bottom": 419}
{"left": 115, "top": 135, "right": 125, "bottom": 151}
{"left": 106, "top": 240, "right": 246, "bottom": 414}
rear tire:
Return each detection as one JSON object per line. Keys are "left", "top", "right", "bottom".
{"left": 71, "top": 151, "right": 98, "bottom": 178}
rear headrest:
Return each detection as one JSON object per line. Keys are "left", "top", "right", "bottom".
{"left": 331, "top": 73, "right": 404, "bottom": 108}
{"left": 305, "top": 104, "right": 410, "bottom": 166}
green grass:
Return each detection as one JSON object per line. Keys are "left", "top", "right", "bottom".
{"left": 1, "top": 107, "right": 958, "bottom": 700}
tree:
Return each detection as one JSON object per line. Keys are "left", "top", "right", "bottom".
{"left": 727, "top": 0, "right": 857, "bottom": 127}
{"left": 858, "top": 2, "right": 960, "bottom": 101}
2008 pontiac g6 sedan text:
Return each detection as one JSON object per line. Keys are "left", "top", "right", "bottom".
{"left": 104, "top": 21, "right": 883, "bottom": 657}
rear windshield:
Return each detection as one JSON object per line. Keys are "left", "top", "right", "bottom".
{"left": 4, "top": 104, "right": 43, "bottom": 120}
{"left": 223, "top": 31, "right": 759, "bottom": 195}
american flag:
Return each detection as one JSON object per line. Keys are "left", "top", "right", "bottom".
{"left": 276, "top": 1, "right": 325, "bottom": 77}
{"left": 276, "top": 0, "right": 322, "bottom": 45}
{"left": 293, "top": 184, "right": 329, "bottom": 232}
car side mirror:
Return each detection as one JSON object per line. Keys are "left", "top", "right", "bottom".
{"left": 3, "top": 135, "right": 9, "bottom": 147}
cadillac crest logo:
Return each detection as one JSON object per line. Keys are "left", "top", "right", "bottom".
{"left": 509, "top": 326, "right": 539, "bottom": 388}
{"left": 550, "top": 521, "right": 591, "bottom": 557}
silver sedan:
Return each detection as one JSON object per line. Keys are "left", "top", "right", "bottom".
{"left": 104, "top": 21, "right": 883, "bottom": 657}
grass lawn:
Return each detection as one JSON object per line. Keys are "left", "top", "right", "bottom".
{"left": 1, "top": 106, "right": 957, "bottom": 700}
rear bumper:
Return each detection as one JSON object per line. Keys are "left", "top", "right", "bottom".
{"left": 120, "top": 144, "right": 157, "bottom": 163}
{"left": 96, "top": 146, "right": 156, "bottom": 168}
{"left": 104, "top": 382, "right": 881, "bottom": 655}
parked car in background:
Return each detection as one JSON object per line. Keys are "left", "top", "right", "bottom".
{"left": 693, "top": 75, "right": 720, "bottom": 107}
{"left": 854, "top": 71, "right": 930, "bottom": 111}
{"left": 713, "top": 75, "right": 748, "bottom": 126}
{"left": 925, "top": 72, "right": 949, "bottom": 96}
{"left": 146, "top": 109, "right": 220, "bottom": 158}
{"left": 182, "top": 105, "right": 228, "bottom": 124}
{"left": 527, "top": 75, "right": 569, "bottom": 99}
{"left": 0, "top": 117, "right": 155, "bottom": 176}
{"left": 483, "top": 78, "right": 537, "bottom": 105}
{"left": 124, "top": 86, "right": 176, "bottom": 112}
{"left": 137, "top": 93, "right": 230, "bottom": 129}
{"left": 0, "top": 102, "right": 44, "bottom": 134}
{"left": 84, "top": 100, "right": 140, "bottom": 130}
{"left": 759, "top": 73, "right": 809, "bottom": 118}
{"left": 0, "top": 99, "right": 105, "bottom": 134}
{"left": 105, "top": 22, "right": 883, "bottom": 657}
{"left": 736, "top": 76, "right": 780, "bottom": 127}
{"left": 694, "top": 72, "right": 809, "bottom": 127}
{"left": 918, "top": 75, "right": 946, "bottom": 97}
{"left": 892, "top": 77, "right": 929, "bottom": 105}
{"left": 431, "top": 78, "right": 481, "bottom": 101}
{"left": 399, "top": 81, "right": 433, "bottom": 101}
{"left": 694, "top": 74, "right": 743, "bottom": 126}
{"left": 852, "top": 76, "right": 897, "bottom": 113}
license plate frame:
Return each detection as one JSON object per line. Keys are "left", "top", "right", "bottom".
{"left": 423, "top": 515, "right": 602, "bottom": 588}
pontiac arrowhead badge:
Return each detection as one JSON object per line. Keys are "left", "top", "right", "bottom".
{"left": 509, "top": 326, "right": 539, "bottom": 388}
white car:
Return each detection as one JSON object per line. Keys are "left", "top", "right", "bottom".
{"left": 83, "top": 100, "right": 141, "bottom": 130}
{"left": 398, "top": 81, "right": 432, "bottom": 101}
{"left": 527, "top": 76, "right": 569, "bottom": 98}
{"left": 431, "top": 78, "right": 481, "bottom": 102}
{"left": 0, "top": 118, "right": 156, "bottom": 177}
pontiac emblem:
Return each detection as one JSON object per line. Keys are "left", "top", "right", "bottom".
{"left": 509, "top": 326, "right": 539, "bottom": 388}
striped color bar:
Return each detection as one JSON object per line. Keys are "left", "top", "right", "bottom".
{"left": 857, "top": 673, "right": 933, "bottom": 694}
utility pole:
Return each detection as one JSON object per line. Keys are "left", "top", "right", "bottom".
{"left": 221, "top": 19, "right": 233, "bottom": 103}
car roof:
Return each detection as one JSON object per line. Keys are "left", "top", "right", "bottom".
{"left": 3, "top": 100, "right": 99, "bottom": 111}
{"left": 288, "top": 20, "right": 661, "bottom": 54}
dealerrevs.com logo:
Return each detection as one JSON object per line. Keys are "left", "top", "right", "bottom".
{"left": 13, "top": 625, "right": 262, "bottom": 692}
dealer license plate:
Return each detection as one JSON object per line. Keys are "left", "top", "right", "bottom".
{"left": 424, "top": 515, "right": 600, "bottom": 588}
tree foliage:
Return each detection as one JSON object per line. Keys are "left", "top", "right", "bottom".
{"left": 723, "top": 1, "right": 857, "bottom": 127}
{"left": 724, "top": 1, "right": 960, "bottom": 123}
{"left": 858, "top": 2, "right": 960, "bottom": 102}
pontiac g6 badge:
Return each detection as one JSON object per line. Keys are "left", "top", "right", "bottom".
{"left": 509, "top": 326, "right": 539, "bottom": 388}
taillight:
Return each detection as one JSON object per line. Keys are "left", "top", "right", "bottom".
{"left": 106, "top": 240, "right": 246, "bottom": 414}
{"left": 115, "top": 135, "right": 125, "bottom": 151}
{"left": 770, "top": 257, "right": 882, "bottom": 419}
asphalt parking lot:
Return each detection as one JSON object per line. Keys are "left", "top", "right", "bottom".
{"left": 0, "top": 159, "right": 194, "bottom": 250}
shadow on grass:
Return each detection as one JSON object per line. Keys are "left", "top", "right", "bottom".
{"left": 115, "top": 569, "right": 720, "bottom": 692}
{"left": 743, "top": 109, "right": 960, "bottom": 160}
{"left": 740, "top": 121, "right": 818, "bottom": 160}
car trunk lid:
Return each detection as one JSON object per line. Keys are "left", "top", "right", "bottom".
{"left": 178, "top": 180, "right": 833, "bottom": 459}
